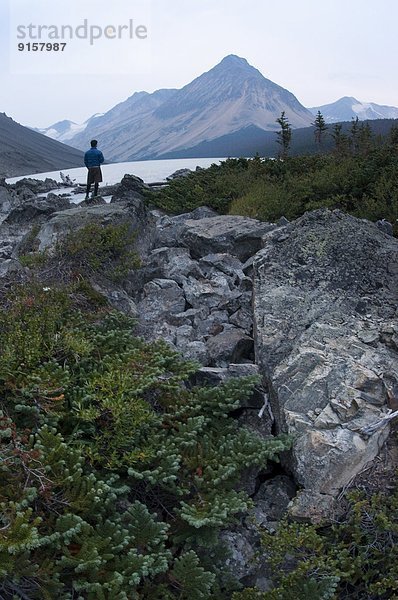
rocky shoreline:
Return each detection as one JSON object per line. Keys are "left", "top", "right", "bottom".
{"left": 1, "top": 173, "right": 397, "bottom": 587}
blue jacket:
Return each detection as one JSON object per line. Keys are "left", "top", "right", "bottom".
{"left": 84, "top": 147, "right": 104, "bottom": 168}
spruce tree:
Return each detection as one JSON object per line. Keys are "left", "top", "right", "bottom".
{"left": 312, "top": 110, "right": 328, "bottom": 152}
{"left": 331, "top": 123, "right": 349, "bottom": 157}
{"left": 350, "top": 116, "right": 360, "bottom": 154}
{"left": 276, "top": 111, "right": 292, "bottom": 159}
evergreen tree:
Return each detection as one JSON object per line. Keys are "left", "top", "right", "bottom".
{"left": 331, "top": 123, "right": 349, "bottom": 157}
{"left": 350, "top": 116, "right": 360, "bottom": 154}
{"left": 389, "top": 124, "right": 398, "bottom": 147}
{"left": 357, "top": 121, "right": 373, "bottom": 156}
{"left": 276, "top": 111, "right": 292, "bottom": 159}
{"left": 312, "top": 110, "right": 328, "bottom": 152}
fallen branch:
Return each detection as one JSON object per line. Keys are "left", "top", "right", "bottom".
{"left": 360, "top": 410, "right": 398, "bottom": 437}
{"left": 258, "top": 393, "right": 274, "bottom": 423}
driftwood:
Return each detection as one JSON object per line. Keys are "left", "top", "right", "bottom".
{"left": 360, "top": 410, "right": 398, "bottom": 437}
{"left": 258, "top": 393, "right": 274, "bottom": 423}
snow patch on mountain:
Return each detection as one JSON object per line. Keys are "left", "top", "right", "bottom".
{"left": 309, "top": 96, "right": 398, "bottom": 123}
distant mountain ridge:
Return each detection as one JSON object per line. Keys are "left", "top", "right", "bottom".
{"left": 0, "top": 112, "right": 84, "bottom": 178}
{"left": 309, "top": 96, "right": 398, "bottom": 123}
{"left": 49, "top": 55, "right": 314, "bottom": 161}
{"left": 32, "top": 113, "right": 105, "bottom": 143}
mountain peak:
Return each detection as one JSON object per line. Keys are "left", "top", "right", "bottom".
{"left": 219, "top": 54, "right": 249, "bottom": 66}
{"left": 212, "top": 54, "right": 259, "bottom": 76}
{"left": 339, "top": 96, "right": 360, "bottom": 104}
{"left": 48, "top": 56, "right": 314, "bottom": 160}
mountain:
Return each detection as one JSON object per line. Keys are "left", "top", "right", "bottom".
{"left": 66, "top": 55, "right": 313, "bottom": 161}
{"left": 309, "top": 96, "right": 398, "bottom": 123}
{"left": 32, "top": 114, "right": 105, "bottom": 143}
{"left": 0, "top": 112, "right": 84, "bottom": 178}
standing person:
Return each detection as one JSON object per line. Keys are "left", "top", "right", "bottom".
{"left": 84, "top": 140, "right": 104, "bottom": 199}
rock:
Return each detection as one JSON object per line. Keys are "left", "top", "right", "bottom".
{"left": 0, "top": 243, "right": 13, "bottom": 259}
{"left": 277, "top": 216, "right": 290, "bottom": 227}
{"left": 137, "top": 278, "right": 186, "bottom": 325}
{"left": 376, "top": 219, "right": 393, "bottom": 236}
{"left": 155, "top": 206, "right": 218, "bottom": 247}
{"left": 195, "top": 309, "right": 229, "bottom": 338}
{"left": 181, "top": 341, "right": 209, "bottom": 365}
{"left": 90, "top": 282, "right": 138, "bottom": 318}
{"left": 176, "top": 206, "right": 218, "bottom": 221}
{"left": 182, "top": 274, "right": 241, "bottom": 312}
{"left": 145, "top": 247, "right": 204, "bottom": 285}
{"left": 288, "top": 490, "right": 336, "bottom": 525}
{"left": 253, "top": 209, "right": 398, "bottom": 520}
{"left": 0, "top": 258, "right": 24, "bottom": 278}
{"left": 250, "top": 475, "right": 297, "bottom": 528}
{"left": 229, "top": 307, "right": 253, "bottom": 334}
{"left": 220, "top": 475, "right": 296, "bottom": 587}
{"left": 35, "top": 198, "right": 156, "bottom": 259}
{"left": 4, "top": 196, "right": 71, "bottom": 225}
{"left": 175, "top": 324, "right": 196, "bottom": 346}
{"left": 79, "top": 196, "right": 106, "bottom": 206}
{"left": 12, "top": 177, "right": 59, "bottom": 194}
{"left": 166, "top": 168, "right": 192, "bottom": 180}
{"left": 199, "top": 253, "right": 252, "bottom": 291}
{"left": 206, "top": 328, "right": 254, "bottom": 367}
{"left": 12, "top": 186, "right": 36, "bottom": 201}
{"left": 181, "top": 215, "right": 276, "bottom": 261}
{"left": 0, "top": 183, "right": 17, "bottom": 217}
{"left": 168, "top": 307, "right": 209, "bottom": 327}
{"left": 220, "top": 531, "right": 256, "bottom": 581}
{"left": 111, "top": 174, "right": 149, "bottom": 202}
{"left": 238, "top": 407, "right": 273, "bottom": 438}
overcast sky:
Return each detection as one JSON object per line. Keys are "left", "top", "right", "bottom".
{"left": 1, "top": 0, "right": 397, "bottom": 128}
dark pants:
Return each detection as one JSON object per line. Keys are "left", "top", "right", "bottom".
{"left": 86, "top": 181, "right": 99, "bottom": 197}
{"left": 86, "top": 167, "right": 102, "bottom": 197}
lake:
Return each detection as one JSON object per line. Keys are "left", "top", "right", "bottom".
{"left": 6, "top": 157, "right": 227, "bottom": 186}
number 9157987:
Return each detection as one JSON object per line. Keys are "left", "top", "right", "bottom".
{"left": 18, "top": 43, "right": 67, "bottom": 51}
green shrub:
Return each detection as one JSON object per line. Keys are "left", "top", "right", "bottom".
{"left": 149, "top": 139, "right": 398, "bottom": 234}
{"left": 0, "top": 283, "right": 291, "bottom": 598}
{"left": 58, "top": 222, "right": 141, "bottom": 280}
{"left": 233, "top": 480, "right": 398, "bottom": 600}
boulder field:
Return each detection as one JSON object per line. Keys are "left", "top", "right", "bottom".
{"left": 1, "top": 174, "right": 397, "bottom": 585}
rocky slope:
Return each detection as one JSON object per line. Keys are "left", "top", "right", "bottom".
{"left": 0, "top": 113, "right": 84, "bottom": 178}
{"left": 1, "top": 176, "right": 397, "bottom": 585}
{"left": 66, "top": 55, "right": 313, "bottom": 161}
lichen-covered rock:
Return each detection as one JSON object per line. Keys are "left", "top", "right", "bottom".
{"left": 35, "top": 198, "right": 156, "bottom": 258}
{"left": 137, "top": 278, "right": 186, "bottom": 324}
{"left": 155, "top": 206, "right": 218, "bottom": 247}
{"left": 145, "top": 246, "right": 204, "bottom": 284}
{"left": 253, "top": 209, "right": 398, "bottom": 519}
{"left": 181, "top": 215, "right": 276, "bottom": 261}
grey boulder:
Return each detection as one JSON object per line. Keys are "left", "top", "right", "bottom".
{"left": 253, "top": 209, "right": 398, "bottom": 520}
